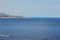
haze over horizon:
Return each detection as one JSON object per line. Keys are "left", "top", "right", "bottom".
{"left": 0, "top": 0, "right": 60, "bottom": 17}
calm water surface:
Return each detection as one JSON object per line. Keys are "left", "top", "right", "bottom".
{"left": 0, "top": 18, "right": 60, "bottom": 40}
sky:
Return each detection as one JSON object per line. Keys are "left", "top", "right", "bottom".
{"left": 0, "top": 0, "right": 60, "bottom": 17}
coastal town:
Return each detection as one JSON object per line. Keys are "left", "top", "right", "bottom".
{"left": 0, "top": 13, "right": 24, "bottom": 18}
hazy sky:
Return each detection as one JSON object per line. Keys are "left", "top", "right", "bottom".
{"left": 0, "top": 0, "right": 60, "bottom": 17}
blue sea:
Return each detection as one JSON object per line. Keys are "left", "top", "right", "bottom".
{"left": 0, "top": 18, "right": 60, "bottom": 40}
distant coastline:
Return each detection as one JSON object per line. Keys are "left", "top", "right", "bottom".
{"left": 0, "top": 13, "right": 24, "bottom": 18}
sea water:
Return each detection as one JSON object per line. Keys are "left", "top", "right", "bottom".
{"left": 0, "top": 18, "right": 60, "bottom": 40}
